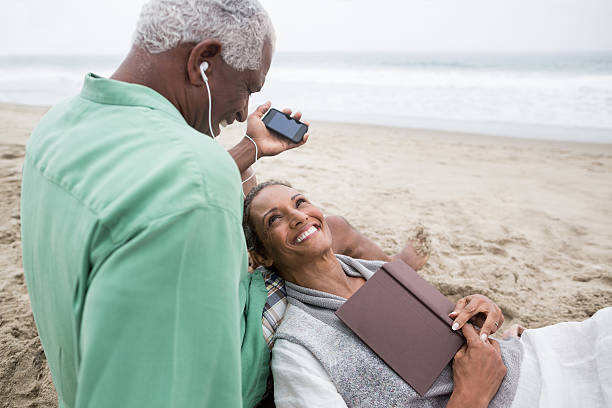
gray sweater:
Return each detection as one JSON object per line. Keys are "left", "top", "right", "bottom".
{"left": 274, "top": 254, "right": 523, "bottom": 408}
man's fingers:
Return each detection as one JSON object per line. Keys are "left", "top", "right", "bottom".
{"left": 295, "top": 133, "right": 309, "bottom": 147}
{"left": 253, "top": 101, "right": 271, "bottom": 118}
{"left": 281, "top": 133, "right": 309, "bottom": 150}
{"left": 277, "top": 108, "right": 306, "bottom": 124}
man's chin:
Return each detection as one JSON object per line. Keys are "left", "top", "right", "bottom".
{"left": 205, "top": 124, "right": 221, "bottom": 138}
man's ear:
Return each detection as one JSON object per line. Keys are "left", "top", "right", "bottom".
{"left": 186, "top": 39, "right": 222, "bottom": 86}
{"left": 250, "top": 250, "right": 273, "bottom": 269}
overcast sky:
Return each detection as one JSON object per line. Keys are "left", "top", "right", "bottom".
{"left": 2, "top": 0, "right": 612, "bottom": 55}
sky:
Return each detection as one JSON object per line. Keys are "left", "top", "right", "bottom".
{"left": 2, "top": 0, "right": 612, "bottom": 55}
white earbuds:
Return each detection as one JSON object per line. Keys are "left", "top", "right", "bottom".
{"left": 199, "top": 60, "right": 215, "bottom": 141}
{"left": 200, "top": 61, "right": 209, "bottom": 82}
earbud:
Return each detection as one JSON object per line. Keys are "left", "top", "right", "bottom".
{"left": 200, "top": 62, "right": 209, "bottom": 82}
{"left": 200, "top": 61, "right": 215, "bottom": 140}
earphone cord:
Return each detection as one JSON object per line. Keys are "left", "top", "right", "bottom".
{"left": 203, "top": 77, "right": 258, "bottom": 198}
{"left": 203, "top": 80, "right": 215, "bottom": 140}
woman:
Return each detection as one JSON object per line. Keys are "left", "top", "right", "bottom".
{"left": 244, "top": 181, "right": 612, "bottom": 408}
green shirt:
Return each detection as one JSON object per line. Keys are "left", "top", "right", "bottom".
{"left": 21, "top": 73, "right": 269, "bottom": 408}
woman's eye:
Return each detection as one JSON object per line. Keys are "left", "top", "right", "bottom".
{"left": 268, "top": 214, "right": 280, "bottom": 226}
{"left": 296, "top": 198, "right": 307, "bottom": 207}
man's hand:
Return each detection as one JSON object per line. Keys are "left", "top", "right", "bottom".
{"left": 449, "top": 294, "right": 504, "bottom": 341}
{"left": 228, "top": 101, "right": 309, "bottom": 179}
{"left": 447, "top": 324, "right": 507, "bottom": 408}
{"left": 246, "top": 101, "right": 309, "bottom": 158}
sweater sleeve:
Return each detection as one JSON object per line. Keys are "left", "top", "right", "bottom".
{"left": 272, "top": 339, "right": 348, "bottom": 408}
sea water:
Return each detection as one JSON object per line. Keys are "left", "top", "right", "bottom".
{"left": 1, "top": 52, "right": 611, "bottom": 142}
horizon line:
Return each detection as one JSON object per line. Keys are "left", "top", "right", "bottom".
{"left": 2, "top": 49, "right": 612, "bottom": 58}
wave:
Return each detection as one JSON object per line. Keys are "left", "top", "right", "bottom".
{"left": 1, "top": 53, "right": 611, "bottom": 142}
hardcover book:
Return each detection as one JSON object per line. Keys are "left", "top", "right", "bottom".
{"left": 335, "top": 259, "right": 465, "bottom": 396}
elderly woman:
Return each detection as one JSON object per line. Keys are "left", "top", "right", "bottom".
{"left": 244, "top": 181, "right": 612, "bottom": 408}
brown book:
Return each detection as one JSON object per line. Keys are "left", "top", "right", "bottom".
{"left": 335, "top": 259, "right": 465, "bottom": 396}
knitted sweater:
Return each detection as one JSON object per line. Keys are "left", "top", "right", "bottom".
{"left": 274, "top": 254, "right": 524, "bottom": 408}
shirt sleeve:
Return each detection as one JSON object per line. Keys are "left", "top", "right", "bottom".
{"left": 75, "top": 207, "right": 247, "bottom": 407}
{"left": 272, "top": 339, "right": 348, "bottom": 408}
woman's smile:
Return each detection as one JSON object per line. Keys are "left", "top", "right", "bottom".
{"left": 293, "top": 224, "right": 321, "bottom": 244}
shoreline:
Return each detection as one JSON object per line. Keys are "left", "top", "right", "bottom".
{"left": 2, "top": 102, "right": 612, "bottom": 148}
{"left": 302, "top": 110, "right": 612, "bottom": 145}
{"left": 309, "top": 118, "right": 612, "bottom": 153}
{"left": 1, "top": 102, "right": 611, "bottom": 406}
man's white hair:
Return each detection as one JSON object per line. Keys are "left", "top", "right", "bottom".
{"left": 133, "top": 0, "right": 275, "bottom": 71}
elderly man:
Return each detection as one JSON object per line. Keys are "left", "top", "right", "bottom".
{"left": 21, "top": 1, "right": 299, "bottom": 407}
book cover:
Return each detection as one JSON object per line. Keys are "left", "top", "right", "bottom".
{"left": 335, "top": 259, "right": 465, "bottom": 396}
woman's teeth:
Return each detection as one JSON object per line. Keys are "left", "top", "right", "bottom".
{"left": 295, "top": 226, "right": 317, "bottom": 243}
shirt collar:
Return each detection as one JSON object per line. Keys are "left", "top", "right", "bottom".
{"left": 80, "top": 73, "right": 186, "bottom": 123}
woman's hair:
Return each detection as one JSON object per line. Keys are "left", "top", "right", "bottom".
{"left": 133, "top": 0, "right": 275, "bottom": 71}
{"left": 243, "top": 180, "right": 292, "bottom": 254}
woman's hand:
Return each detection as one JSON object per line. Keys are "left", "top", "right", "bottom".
{"left": 246, "top": 101, "right": 309, "bottom": 158}
{"left": 446, "top": 324, "right": 507, "bottom": 408}
{"left": 449, "top": 294, "right": 504, "bottom": 341}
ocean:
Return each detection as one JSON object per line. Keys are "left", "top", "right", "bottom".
{"left": 1, "top": 52, "right": 611, "bottom": 143}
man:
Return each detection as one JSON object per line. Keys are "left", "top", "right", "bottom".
{"left": 21, "top": 1, "right": 300, "bottom": 407}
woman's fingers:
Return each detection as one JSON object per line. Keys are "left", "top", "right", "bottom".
{"left": 452, "top": 323, "right": 507, "bottom": 406}
{"left": 451, "top": 296, "right": 482, "bottom": 331}
{"left": 490, "top": 338, "right": 501, "bottom": 353}
{"left": 450, "top": 295, "right": 504, "bottom": 340}
{"left": 460, "top": 322, "right": 481, "bottom": 346}
{"left": 480, "top": 306, "right": 504, "bottom": 339}
{"left": 454, "top": 343, "right": 468, "bottom": 360}
{"left": 449, "top": 297, "right": 468, "bottom": 319}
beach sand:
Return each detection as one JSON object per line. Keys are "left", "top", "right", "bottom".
{"left": 2, "top": 102, "right": 612, "bottom": 406}
{"left": 0, "top": 104, "right": 56, "bottom": 407}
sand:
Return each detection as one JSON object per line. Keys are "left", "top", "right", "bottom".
{"left": 1, "top": 103, "right": 611, "bottom": 406}
{"left": 0, "top": 104, "right": 56, "bottom": 407}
